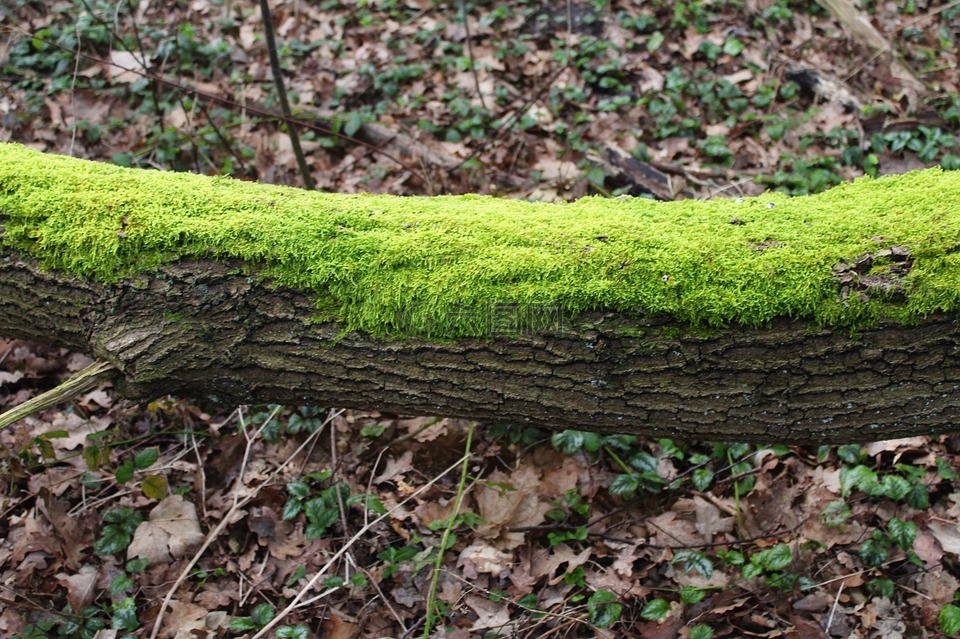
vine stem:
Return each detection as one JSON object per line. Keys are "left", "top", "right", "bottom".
{"left": 423, "top": 422, "right": 475, "bottom": 638}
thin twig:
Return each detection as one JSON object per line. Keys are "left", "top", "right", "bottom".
{"left": 258, "top": 0, "right": 314, "bottom": 190}
{"left": 459, "top": 63, "right": 568, "bottom": 167}
{"left": 445, "top": 572, "right": 596, "bottom": 627}
{"left": 68, "top": 21, "right": 81, "bottom": 155}
{"left": 149, "top": 404, "right": 326, "bottom": 639}
{"left": 825, "top": 580, "right": 844, "bottom": 635}
{"left": 250, "top": 452, "right": 473, "bottom": 639}
{"left": 0, "top": 590, "right": 85, "bottom": 620}
{"left": 460, "top": 0, "right": 487, "bottom": 111}
{"left": 1, "top": 24, "right": 428, "bottom": 186}
{"left": 839, "top": 0, "right": 960, "bottom": 87}
{"left": 0, "top": 360, "right": 116, "bottom": 431}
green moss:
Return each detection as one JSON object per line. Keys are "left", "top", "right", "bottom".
{"left": 2, "top": 142, "right": 960, "bottom": 338}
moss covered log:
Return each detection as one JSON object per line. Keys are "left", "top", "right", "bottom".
{"left": 3, "top": 142, "right": 960, "bottom": 442}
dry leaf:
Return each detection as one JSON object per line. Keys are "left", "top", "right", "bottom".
{"left": 465, "top": 594, "right": 512, "bottom": 632}
{"left": 0, "top": 370, "right": 23, "bottom": 386}
{"left": 128, "top": 495, "right": 204, "bottom": 565}
{"left": 459, "top": 542, "right": 513, "bottom": 578}
{"left": 321, "top": 614, "right": 357, "bottom": 639}
{"left": 531, "top": 543, "right": 592, "bottom": 585}
{"left": 55, "top": 564, "right": 98, "bottom": 611}
{"left": 475, "top": 464, "right": 551, "bottom": 550}
{"left": 929, "top": 520, "right": 960, "bottom": 555}
{"left": 373, "top": 450, "right": 414, "bottom": 484}
{"left": 108, "top": 50, "right": 148, "bottom": 84}
{"left": 693, "top": 495, "right": 734, "bottom": 544}
{"left": 159, "top": 600, "right": 208, "bottom": 639}
{"left": 913, "top": 530, "right": 944, "bottom": 567}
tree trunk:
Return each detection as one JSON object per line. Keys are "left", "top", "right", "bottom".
{"left": 4, "top": 143, "right": 960, "bottom": 443}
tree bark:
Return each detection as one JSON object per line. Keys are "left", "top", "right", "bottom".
{"left": 3, "top": 248, "right": 960, "bottom": 443}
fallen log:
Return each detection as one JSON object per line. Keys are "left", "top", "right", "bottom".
{"left": 2, "top": 142, "right": 960, "bottom": 442}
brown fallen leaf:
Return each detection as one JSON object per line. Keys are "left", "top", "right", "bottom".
{"left": 475, "top": 464, "right": 551, "bottom": 550}
{"left": 373, "top": 450, "right": 414, "bottom": 484}
{"left": 55, "top": 563, "right": 99, "bottom": 611}
{"left": 128, "top": 495, "right": 204, "bottom": 566}
{"left": 158, "top": 599, "right": 208, "bottom": 639}
{"left": 928, "top": 520, "right": 960, "bottom": 555}
{"left": 466, "top": 594, "right": 512, "bottom": 632}
{"left": 459, "top": 542, "right": 513, "bottom": 578}
{"left": 321, "top": 614, "right": 357, "bottom": 639}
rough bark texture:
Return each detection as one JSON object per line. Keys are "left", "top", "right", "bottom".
{"left": 3, "top": 248, "right": 959, "bottom": 443}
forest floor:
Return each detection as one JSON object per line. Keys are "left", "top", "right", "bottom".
{"left": 3, "top": 0, "right": 960, "bottom": 637}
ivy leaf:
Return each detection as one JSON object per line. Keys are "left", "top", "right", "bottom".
{"left": 34, "top": 430, "right": 63, "bottom": 455}
{"left": 692, "top": 468, "right": 714, "bottom": 491}
{"left": 344, "top": 111, "right": 363, "bottom": 137}
{"left": 888, "top": 518, "right": 917, "bottom": 550}
{"left": 126, "top": 558, "right": 149, "bottom": 573}
{"left": 672, "top": 549, "right": 714, "bottom": 578}
{"left": 867, "top": 578, "right": 895, "bottom": 598}
{"left": 608, "top": 473, "right": 640, "bottom": 498}
{"left": 580, "top": 431, "right": 602, "bottom": 452}
{"left": 840, "top": 465, "right": 875, "bottom": 496}
{"left": 905, "top": 484, "right": 929, "bottom": 509}
{"left": 552, "top": 430, "right": 585, "bottom": 456}
{"left": 115, "top": 460, "right": 135, "bottom": 484}
{"left": 287, "top": 481, "right": 310, "bottom": 500}
{"left": 646, "top": 30, "right": 664, "bottom": 52}
{"left": 937, "top": 458, "right": 960, "bottom": 480}
{"left": 276, "top": 626, "right": 309, "bottom": 639}
{"left": 820, "top": 500, "right": 851, "bottom": 528}
{"left": 587, "top": 590, "right": 622, "bottom": 628}
{"left": 111, "top": 597, "right": 138, "bottom": 631}
{"left": 110, "top": 574, "right": 134, "bottom": 597}
{"left": 754, "top": 544, "right": 793, "bottom": 571}
{"left": 282, "top": 498, "right": 303, "bottom": 520}
{"left": 140, "top": 474, "right": 168, "bottom": 500}
{"left": 95, "top": 508, "right": 143, "bottom": 556}
{"left": 742, "top": 562, "right": 762, "bottom": 580}
{"left": 82, "top": 445, "right": 104, "bottom": 471}
{"left": 95, "top": 526, "right": 134, "bottom": 556}
{"left": 250, "top": 602, "right": 275, "bottom": 627}
{"left": 881, "top": 475, "right": 911, "bottom": 501}
{"left": 859, "top": 538, "right": 889, "bottom": 567}
{"left": 717, "top": 549, "right": 744, "bottom": 566}
{"left": 629, "top": 452, "right": 658, "bottom": 474}
{"left": 690, "top": 624, "right": 714, "bottom": 639}
{"left": 942, "top": 604, "right": 960, "bottom": 636}
{"left": 133, "top": 447, "right": 159, "bottom": 470}
{"left": 836, "top": 444, "right": 863, "bottom": 464}
{"left": 640, "top": 598, "right": 670, "bottom": 621}
{"left": 322, "top": 576, "right": 345, "bottom": 589}
{"left": 229, "top": 617, "right": 259, "bottom": 632}
{"left": 722, "top": 37, "right": 743, "bottom": 56}
{"left": 680, "top": 586, "right": 707, "bottom": 604}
